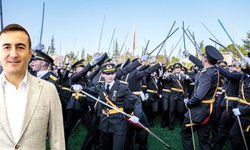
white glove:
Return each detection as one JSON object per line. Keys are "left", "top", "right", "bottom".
{"left": 90, "top": 53, "right": 100, "bottom": 65}
{"left": 145, "top": 93, "right": 149, "bottom": 100}
{"left": 232, "top": 108, "right": 241, "bottom": 116}
{"left": 140, "top": 91, "right": 146, "bottom": 101}
{"left": 33, "top": 44, "right": 44, "bottom": 51}
{"left": 129, "top": 116, "right": 139, "bottom": 123}
{"left": 184, "top": 98, "right": 189, "bottom": 104}
{"left": 159, "top": 94, "right": 162, "bottom": 98}
{"left": 185, "top": 74, "right": 190, "bottom": 79}
{"left": 141, "top": 54, "right": 149, "bottom": 62}
{"left": 159, "top": 69, "right": 163, "bottom": 76}
{"left": 58, "top": 63, "right": 62, "bottom": 69}
{"left": 149, "top": 56, "right": 157, "bottom": 64}
{"left": 72, "top": 84, "right": 82, "bottom": 91}
{"left": 67, "top": 64, "right": 72, "bottom": 70}
{"left": 243, "top": 56, "right": 250, "bottom": 65}
{"left": 240, "top": 60, "right": 246, "bottom": 68}
{"left": 183, "top": 50, "right": 190, "bottom": 58}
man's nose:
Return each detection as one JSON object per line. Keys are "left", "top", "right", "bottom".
{"left": 10, "top": 47, "right": 18, "bottom": 58}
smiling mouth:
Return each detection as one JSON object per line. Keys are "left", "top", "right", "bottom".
{"left": 8, "top": 61, "right": 21, "bottom": 64}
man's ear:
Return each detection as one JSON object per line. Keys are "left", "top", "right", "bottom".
{"left": 29, "top": 48, "right": 32, "bottom": 59}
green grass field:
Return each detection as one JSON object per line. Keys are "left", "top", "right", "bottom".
{"left": 47, "top": 115, "right": 230, "bottom": 150}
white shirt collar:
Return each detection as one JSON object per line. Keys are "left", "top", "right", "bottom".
{"left": 105, "top": 80, "right": 115, "bottom": 89}
{"left": 36, "top": 70, "right": 48, "bottom": 78}
{"left": 3, "top": 71, "right": 28, "bottom": 91}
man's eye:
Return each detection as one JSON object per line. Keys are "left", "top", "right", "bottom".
{"left": 3, "top": 46, "right": 10, "bottom": 50}
{"left": 17, "top": 46, "right": 25, "bottom": 50}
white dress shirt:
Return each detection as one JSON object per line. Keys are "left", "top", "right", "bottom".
{"left": 105, "top": 80, "right": 115, "bottom": 90}
{"left": 3, "top": 71, "right": 28, "bottom": 142}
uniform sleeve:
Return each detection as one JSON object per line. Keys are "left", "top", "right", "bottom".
{"left": 71, "top": 63, "right": 93, "bottom": 82}
{"left": 217, "top": 65, "right": 242, "bottom": 80}
{"left": 116, "top": 60, "right": 141, "bottom": 78}
{"left": 187, "top": 73, "right": 211, "bottom": 108}
{"left": 124, "top": 85, "right": 142, "bottom": 119}
{"left": 189, "top": 55, "right": 204, "bottom": 70}
{"left": 48, "top": 84, "right": 65, "bottom": 150}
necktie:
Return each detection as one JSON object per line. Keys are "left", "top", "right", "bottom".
{"left": 106, "top": 84, "right": 110, "bottom": 93}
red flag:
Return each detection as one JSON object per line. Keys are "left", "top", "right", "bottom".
{"left": 133, "top": 24, "right": 135, "bottom": 50}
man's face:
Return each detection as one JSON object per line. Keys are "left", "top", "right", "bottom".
{"left": 0, "top": 31, "right": 31, "bottom": 76}
{"left": 31, "top": 59, "right": 43, "bottom": 72}
{"left": 151, "top": 71, "right": 156, "bottom": 77}
{"left": 174, "top": 67, "right": 181, "bottom": 74}
{"left": 102, "top": 72, "right": 116, "bottom": 83}
{"left": 76, "top": 66, "right": 83, "bottom": 73}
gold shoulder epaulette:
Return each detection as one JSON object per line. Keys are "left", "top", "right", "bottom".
{"left": 201, "top": 69, "right": 207, "bottom": 73}
{"left": 49, "top": 75, "right": 58, "bottom": 81}
{"left": 119, "top": 81, "right": 128, "bottom": 84}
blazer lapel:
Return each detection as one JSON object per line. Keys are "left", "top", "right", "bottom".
{"left": 16, "top": 73, "right": 43, "bottom": 142}
{"left": 0, "top": 73, "right": 15, "bottom": 144}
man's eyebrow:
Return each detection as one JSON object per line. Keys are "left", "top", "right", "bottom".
{"left": 2, "top": 43, "right": 11, "bottom": 46}
{"left": 16, "top": 43, "right": 26, "bottom": 47}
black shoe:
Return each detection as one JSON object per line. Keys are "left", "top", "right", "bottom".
{"left": 161, "top": 121, "right": 166, "bottom": 128}
{"left": 149, "top": 121, "right": 154, "bottom": 128}
{"left": 169, "top": 126, "right": 174, "bottom": 131}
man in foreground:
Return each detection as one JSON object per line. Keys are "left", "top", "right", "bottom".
{"left": 0, "top": 24, "right": 65, "bottom": 149}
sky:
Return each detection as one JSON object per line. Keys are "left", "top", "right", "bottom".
{"left": 2, "top": 0, "right": 250, "bottom": 61}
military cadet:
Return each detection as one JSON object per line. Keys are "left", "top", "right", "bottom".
{"left": 229, "top": 60, "right": 250, "bottom": 150}
{"left": 165, "top": 62, "right": 189, "bottom": 131}
{"left": 81, "top": 54, "right": 149, "bottom": 150}
{"left": 143, "top": 56, "right": 161, "bottom": 128}
{"left": 181, "top": 45, "right": 224, "bottom": 150}
{"left": 81, "top": 63, "right": 142, "bottom": 150}
{"left": 212, "top": 61, "right": 242, "bottom": 150}
{"left": 58, "top": 64, "right": 72, "bottom": 124}
{"left": 31, "top": 50, "right": 59, "bottom": 88}
{"left": 64, "top": 58, "right": 97, "bottom": 149}
{"left": 124, "top": 57, "right": 168, "bottom": 150}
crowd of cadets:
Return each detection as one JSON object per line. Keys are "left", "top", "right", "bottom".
{"left": 2, "top": 44, "right": 248, "bottom": 150}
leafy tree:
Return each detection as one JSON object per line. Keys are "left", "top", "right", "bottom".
{"left": 67, "top": 51, "right": 77, "bottom": 64}
{"left": 112, "top": 39, "right": 119, "bottom": 59}
{"left": 243, "top": 31, "right": 250, "bottom": 52}
{"left": 85, "top": 54, "right": 93, "bottom": 64}
{"left": 49, "top": 35, "right": 55, "bottom": 54}
{"left": 218, "top": 44, "right": 245, "bottom": 58}
{"left": 169, "top": 56, "right": 179, "bottom": 66}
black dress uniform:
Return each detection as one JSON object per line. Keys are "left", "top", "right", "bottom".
{"left": 181, "top": 45, "right": 223, "bottom": 150}
{"left": 144, "top": 69, "right": 161, "bottom": 127}
{"left": 124, "top": 62, "right": 162, "bottom": 150}
{"left": 81, "top": 58, "right": 141, "bottom": 150}
{"left": 64, "top": 61, "right": 93, "bottom": 148}
{"left": 160, "top": 66, "right": 172, "bottom": 128}
{"left": 165, "top": 63, "right": 189, "bottom": 131}
{"left": 230, "top": 71, "right": 250, "bottom": 150}
{"left": 213, "top": 65, "right": 241, "bottom": 150}
{"left": 58, "top": 68, "right": 72, "bottom": 124}
{"left": 82, "top": 64, "right": 142, "bottom": 150}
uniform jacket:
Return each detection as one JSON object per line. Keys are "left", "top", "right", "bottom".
{"left": 186, "top": 66, "right": 219, "bottom": 123}
{"left": 82, "top": 79, "right": 142, "bottom": 133}
{"left": 166, "top": 73, "right": 189, "bottom": 99}
{"left": 0, "top": 72, "right": 65, "bottom": 150}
